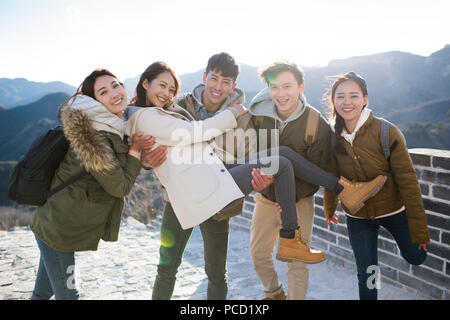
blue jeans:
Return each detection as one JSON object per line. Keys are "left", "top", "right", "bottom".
{"left": 346, "top": 211, "right": 427, "bottom": 300}
{"left": 32, "top": 236, "right": 79, "bottom": 300}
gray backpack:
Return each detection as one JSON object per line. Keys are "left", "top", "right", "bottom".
{"left": 380, "top": 118, "right": 398, "bottom": 161}
{"left": 331, "top": 117, "right": 398, "bottom": 161}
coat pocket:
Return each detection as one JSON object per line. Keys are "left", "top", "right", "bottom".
{"left": 178, "top": 165, "right": 220, "bottom": 203}
{"left": 86, "top": 180, "right": 110, "bottom": 203}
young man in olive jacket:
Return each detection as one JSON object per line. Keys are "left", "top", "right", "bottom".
{"left": 143, "top": 52, "right": 267, "bottom": 300}
{"left": 248, "top": 61, "right": 332, "bottom": 300}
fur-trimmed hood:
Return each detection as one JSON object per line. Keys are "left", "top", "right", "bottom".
{"left": 59, "top": 95, "right": 126, "bottom": 172}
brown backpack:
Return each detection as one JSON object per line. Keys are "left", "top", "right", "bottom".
{"left": 304, "top": 107, "right": 320, "bottom": 146}
{"left": 252, "top": 106, "right": 321, "bottom": 145}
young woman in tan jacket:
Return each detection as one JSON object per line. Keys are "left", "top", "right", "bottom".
{"left": 324, "top": 72, "right": 430, "bottom": 300}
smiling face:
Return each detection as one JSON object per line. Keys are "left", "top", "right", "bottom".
{"left": 268, "top": 71, "right": 304, "bottom": 119}
{"left": 142, "top": 71, "right": 176, "bottom": 108}
{"left": 93, "top": 75, "right": 127, "bottom": 118}
{"left": 202, "top": 69, "right": 236, "bottom": 110}
{"left": 333, "top": 79, "right": 369, "bottom": 132}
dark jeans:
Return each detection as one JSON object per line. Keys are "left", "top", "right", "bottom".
{"left": 346, "top": 211, "right": 427, "bottom": 300}
{"left": 152, "top": 202, "right": 229, "bottom": 300}
{"left": 32, "top": 236, "right": 79, "bottom": 300}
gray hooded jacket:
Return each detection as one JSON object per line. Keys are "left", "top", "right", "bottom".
{"left": 177, "top": 84, "right": 256, "bottom": 163}
{"left": 248, "top": 87, "right": 308, "bottom": 133}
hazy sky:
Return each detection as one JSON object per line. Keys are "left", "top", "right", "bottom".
{"left": 1, "top": 0, "right": 449, "bottom": 86}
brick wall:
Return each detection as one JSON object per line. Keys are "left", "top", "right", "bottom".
{"left": 231, "top": 148, "right": 450, "bottom": 300}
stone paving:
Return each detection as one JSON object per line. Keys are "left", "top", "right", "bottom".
{"left": 0, "top": 217, "right": 429, "bottom": 300}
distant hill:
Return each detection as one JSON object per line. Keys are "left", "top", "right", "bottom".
{"left": 0, "top": 92, "right": 70, "bottom": 160}
{"left": 385, "top": 98, "right": 450, "bottom": 126}
{"left": 402, "top": 121, "right": 450, "bottom": 150}
{"left": 303, "top": 45, "right": 450, "bottom": 116}
{"left": 384, "top": 98, "right": 450, "bottom": 149}
{"left": 114, "top": 45, "right": 450, "bottom": 150}
{"left": 1, "top": 45, "right": 449, "bottom": 154}
{"left": 123, "top": 45, "right": 450, "bottom": 118}
{"left": 0, "top": 46, "right": 449, "bottom": 204}
{"left": 0, "top": 78, "right": 76, "bottom": 108}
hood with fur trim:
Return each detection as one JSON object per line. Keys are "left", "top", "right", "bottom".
{"left": 58, "top": 95, "right": 126, "bottom": 172}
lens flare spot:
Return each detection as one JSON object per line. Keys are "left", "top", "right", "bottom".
{"left": 266, "top": 73, "right": 276, "bottom": 85}
{"left": 160, "top": 227, "right": 175, "bottom": 248}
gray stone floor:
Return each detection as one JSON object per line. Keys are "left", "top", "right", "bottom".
{"left": 0, "top": 217, "right": 429, "bottom": 300}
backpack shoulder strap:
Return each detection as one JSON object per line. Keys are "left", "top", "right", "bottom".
{"left": 47, "top": 170, "right": 88, "bottom": 199}
{"left": 252, "top": 115, "right": 265, "bottom": 129}
{"left": 379, "top": 118, "right": 391, "bottom": 160}
{"left": 304, "top": 107, "right": 320, "bottom": 145}
{"left": 330, "top": 130, "right": 337, "bottom": 151}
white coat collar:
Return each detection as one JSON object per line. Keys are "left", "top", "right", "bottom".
{"left": 341, "top": 108, "right": 372, "bottom": 145}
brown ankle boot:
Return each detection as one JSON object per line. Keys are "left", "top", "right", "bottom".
{"left": 262, "top": 288, "right": 286, "bottom": 300}
{"left": 337, "top": 175, "right": 387, "bottom": 215}
{"left": 276, "top": 229, "right": 326, "bottom": 264}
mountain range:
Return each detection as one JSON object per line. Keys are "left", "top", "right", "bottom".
{"left": 0, "top": 78, "right": 76, "bottom": 109}
{"left": 3, "top": 44, "right": 449, "bottom": 113}
{"left": 1, "top": 45, "right": 449, "bottom": 204}
{"left": 0, "top": 92, "right": 70, "bottom": 161}
{"left": 0, "top": 45, "right": 448, "bottom": 159}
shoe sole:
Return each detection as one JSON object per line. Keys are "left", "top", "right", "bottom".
{"left": 275, "top": 254, "right": 326, "bottom": 264}
{"left": 348, "top": 176, "right": 387, "bottom": 215}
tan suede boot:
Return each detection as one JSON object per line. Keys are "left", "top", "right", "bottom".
{"left": 262, "top": 288, "right": 286, "bottom": 300}
{"left": 337, "top": 175, "right": 387, "bottom": 215}
{"left": 276, "top": 229, "right": 326, "bottom": 264}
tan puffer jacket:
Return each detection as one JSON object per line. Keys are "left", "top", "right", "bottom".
{"left": 323, "top": 113, "right": 430, "bottom": 244}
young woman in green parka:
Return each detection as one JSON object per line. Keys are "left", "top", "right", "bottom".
{"left": 323, "top": 72, "right": 430, "bottom": 300}
{"left": 30, "top": 69, "right": 153, "bottom": 300}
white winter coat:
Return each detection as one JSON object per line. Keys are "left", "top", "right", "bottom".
{"left": 125, "top": 104, "right": 244, "bottom": 229}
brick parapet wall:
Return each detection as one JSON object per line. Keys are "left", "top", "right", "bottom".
{"left": 231, "top": 148, "right": 450, "bottom": 300}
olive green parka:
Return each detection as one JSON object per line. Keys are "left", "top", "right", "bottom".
{"left": 30, "top": 95, "right": 141, "bottom": 252}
